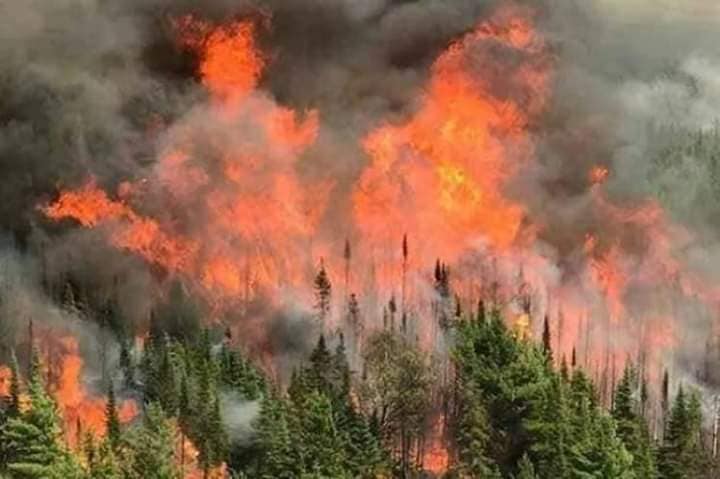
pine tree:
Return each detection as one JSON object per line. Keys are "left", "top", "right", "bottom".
{"left": 454, "top": 380, "right": 500, "bottom": 478}
{"left": 515, "top": 454, "right": 538, "bottom": 479}
{"left": 121, "top": 402, "right": 180, "bottom": 479}
{"left": 344, "top": 238, "right": 351, "bottom": 298}
{"left": 8, "top": 352, "right": 21, "bottom": 418}
{"left": 476, "top": 299, "right": 486, "bottom": 323}
{"left": 612, "top": 364, "right": 656, "bottom": 478}
{"left": 155, "top": 341, "right": 178, "bottom": 414}
{"left": 347, "top": 294, "right": 360, "bottom": 327}
{"left": 3, "top": 354, "right": 81, "bottom": 479}
{"left": 527, "top": 374, "right": 573, "bottom": 478}
{"left": 119, "top": 340, "right": 134, "bottom": 389}
{"left": 340, "top": 409, "right": 385, "bottom": 477}
{"left": 542, "top": 315, "right": 553, "bottom": 363}
{"left": 87, "top": 439, "right": 122, "bottom": 479}
{"left": 331, "top": 334, "right": 351, "bottom": 405}
{"left": 105, "top": 383, "right": 121, "bottom": 449}
{"left": 560, "top": 356, "right": 569, "bottom": 382}
{"left": 313, "top": 260, "right": 332, "bottom": 323}
{"left": 298, "top": 391, "right": 348, "bottom": 478}
{"left": 657, "top": 387, "right": 711, "bottom": 479}
{"left": 308, "top": 335, "right": 332, "bottom": 395}
{"left": 253, "top": 394, "right": 300, "bottom": 478}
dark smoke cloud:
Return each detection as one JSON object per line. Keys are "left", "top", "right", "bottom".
{"left": 2, "top": 0, "right": 720, "bottom": 387}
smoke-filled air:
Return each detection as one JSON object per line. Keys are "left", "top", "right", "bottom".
{"left": 1, "top": 0, "right": 720, "bottom": 477}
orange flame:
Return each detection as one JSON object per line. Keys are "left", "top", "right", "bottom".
{"left": 175, "top": 16, "right": 265, "bottom": 106}
{"left": 51, "top": 336, "right": 138, "bottom": 446}
{"left": 354, "top": 8, "right": 549, "bottom": 265}
{"left": 43, "top": 15, "right": 329, "bottom": 309}
{"left": 176, "top": 429, "right": 227, "bottom": 479}
{"left": 0, "top": 365, "right": 10, "bottom": 397}
{"left": 589, "top": 165, "right": 609, "bottom": 185}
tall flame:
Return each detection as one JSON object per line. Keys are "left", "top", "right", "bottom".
{"left": 51, "top": 336, "right": 138, "bottom": 446}
{"left": 354, "top": 8, "right": 548, "bottom": 265}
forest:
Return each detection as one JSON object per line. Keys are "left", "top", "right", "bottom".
{"left": 0, "top": 261, "right": 717, "bottom": 478}
{"left": 3, "top": 0, "right": 720, "bottom": 478}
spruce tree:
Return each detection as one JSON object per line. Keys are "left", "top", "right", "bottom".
{"left": 313, "top": 260, "right": 332, "bottom": 323}
{"left": 515, "top": 454, "right": 538, "bottom": 479}
{"left": 121, "top": 402, "right": 180, "bottom": 479}
{"left": 3, "top": 354, "right": 81, "bottom": 479}
{"left": 87, "top": 439, "right": 122, "bottom": 479}
{"left": 454, "top": 380, "right": 500, "bottom": 478}
{"left": 105, "top": 383, "right": 121, "bottom": 449}
{"left": 542, "top": 315, "right": 553, "bottom": 363}
{"left": 308, "top": 335, "right": 332, "bottom": 395}
{"left": 657, "top": 387, "right": 710, "bottom": 479}
{"left": 612, "top": 364, "right": 656, "bottom": 478}
{"left": 253, "top": 394, "right": 300, "bottom": 478}
{"left": 298, "top": 391, "right": 348, "bottom": 478}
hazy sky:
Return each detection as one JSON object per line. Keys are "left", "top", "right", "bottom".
{"left": 596, "top": 0, "right": 720, "bottom": 21}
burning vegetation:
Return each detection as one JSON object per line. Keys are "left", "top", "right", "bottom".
{"left": 3, "top": 0, "right": 720, "bottom": 478}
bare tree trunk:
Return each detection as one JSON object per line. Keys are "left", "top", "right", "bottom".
{"left": 713, "top": 396, "right": 719, "bottom": 458}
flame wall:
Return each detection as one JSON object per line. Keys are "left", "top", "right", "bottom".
{"left": 1, "top": 0, "right": 720, "bottom": 414}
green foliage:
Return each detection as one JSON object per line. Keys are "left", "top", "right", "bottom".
{"left": 515, "top": 454, "right": 538, "bottom": 479}
{"left": 1, "top": 354, "right": 83, "bottom": 479}
{"left": 453, "top": 378, "right": 500, "bottom": 478}
{"left": 358, "top": 329, "right": 433, "bottom": 473}
{"left": 612, "top": 364, "right": 657, "bottom": 478}
{"left": 121, "top": 403, "right": 180, "bottom": 479}
{"left": 105, "top": 384, "right": 121, "bottom": 450}
{"left": 1, "top": 288, "right": 716, "bottom": 479}
{"left": 658, "top": 387, "right": 710, "bottom": 479}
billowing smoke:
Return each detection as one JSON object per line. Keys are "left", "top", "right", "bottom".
{"left": 220, "top": 392, "right": 260, "bottom": 443}
{"left": 2, "top": 0, "right": 720, "bottom": 405}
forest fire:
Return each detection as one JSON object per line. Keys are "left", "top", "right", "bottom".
{"left": 51, "top": 336, "right": 138, "bottom": 446}
{"left": 43, "top": 6, "right": 550, "bottom": 313}
{"left": 32, "top": 3, "right": 720, "bottom": 476}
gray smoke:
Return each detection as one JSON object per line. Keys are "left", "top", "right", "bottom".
{"left": 2, "top": 0, "right": 720, "bottom": 391}
{"left": 220, "top": 392, "right": 260, "bottom": 443}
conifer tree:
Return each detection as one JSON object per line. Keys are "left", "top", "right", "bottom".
{"left": 308, "top": 334, "right": 332, "bottom": 395}
{"left": 121, "top": 402, "right": 180, "bottom": 479}
{"left": 253, "top": 394, "right": 300, "bottom": 478}
{"left": 331, "top": 334, "right": 351, "bottom": 405}
{"left": 313, "top": 260, "right": 332, "bottom": 323}
{"left": 119, "top": 340, "right": 134, "bottom": 389}
{"left": 87, "top": 439, "right": 122, "bottom": 479}
{"left": 542, "top": 315, "right": 553, "bottom": 363}
{"left": 298, "top": 391, "right": 348, "bottom": 478}
{"left": 3, "top": 353, "right": 82, "bottom": 478}
{"left": 612, "top": 364, "right": 657, "bottom": 478}
{"left": 527, "top": 374, "right": 573, "bottom": 478}
{"left": 657, "top": 387, "right": 710, "bottom": 479}
{"left": 105, "top": 383, "right": 121, "bottom": 450}
{"left": 340, "top": 409, "right": 385, "bottom": 478}
{"left": 657, "top": 386, "right": 713, "bottom": 479}
{"left": 454, "top": 379, "right": 500, "bottom": 478}
{"left": 515, "top": 454, "right": 538, "bottom": 479}
{"left": 156, "top": 341, "right": 178, "bottom": 414}
{"left": 7, "top": 352, "right": 21, "bottom": 418}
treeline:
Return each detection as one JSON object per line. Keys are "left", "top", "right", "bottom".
{"left": 0, "top": 291, "right": 718, "bottom": 478}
